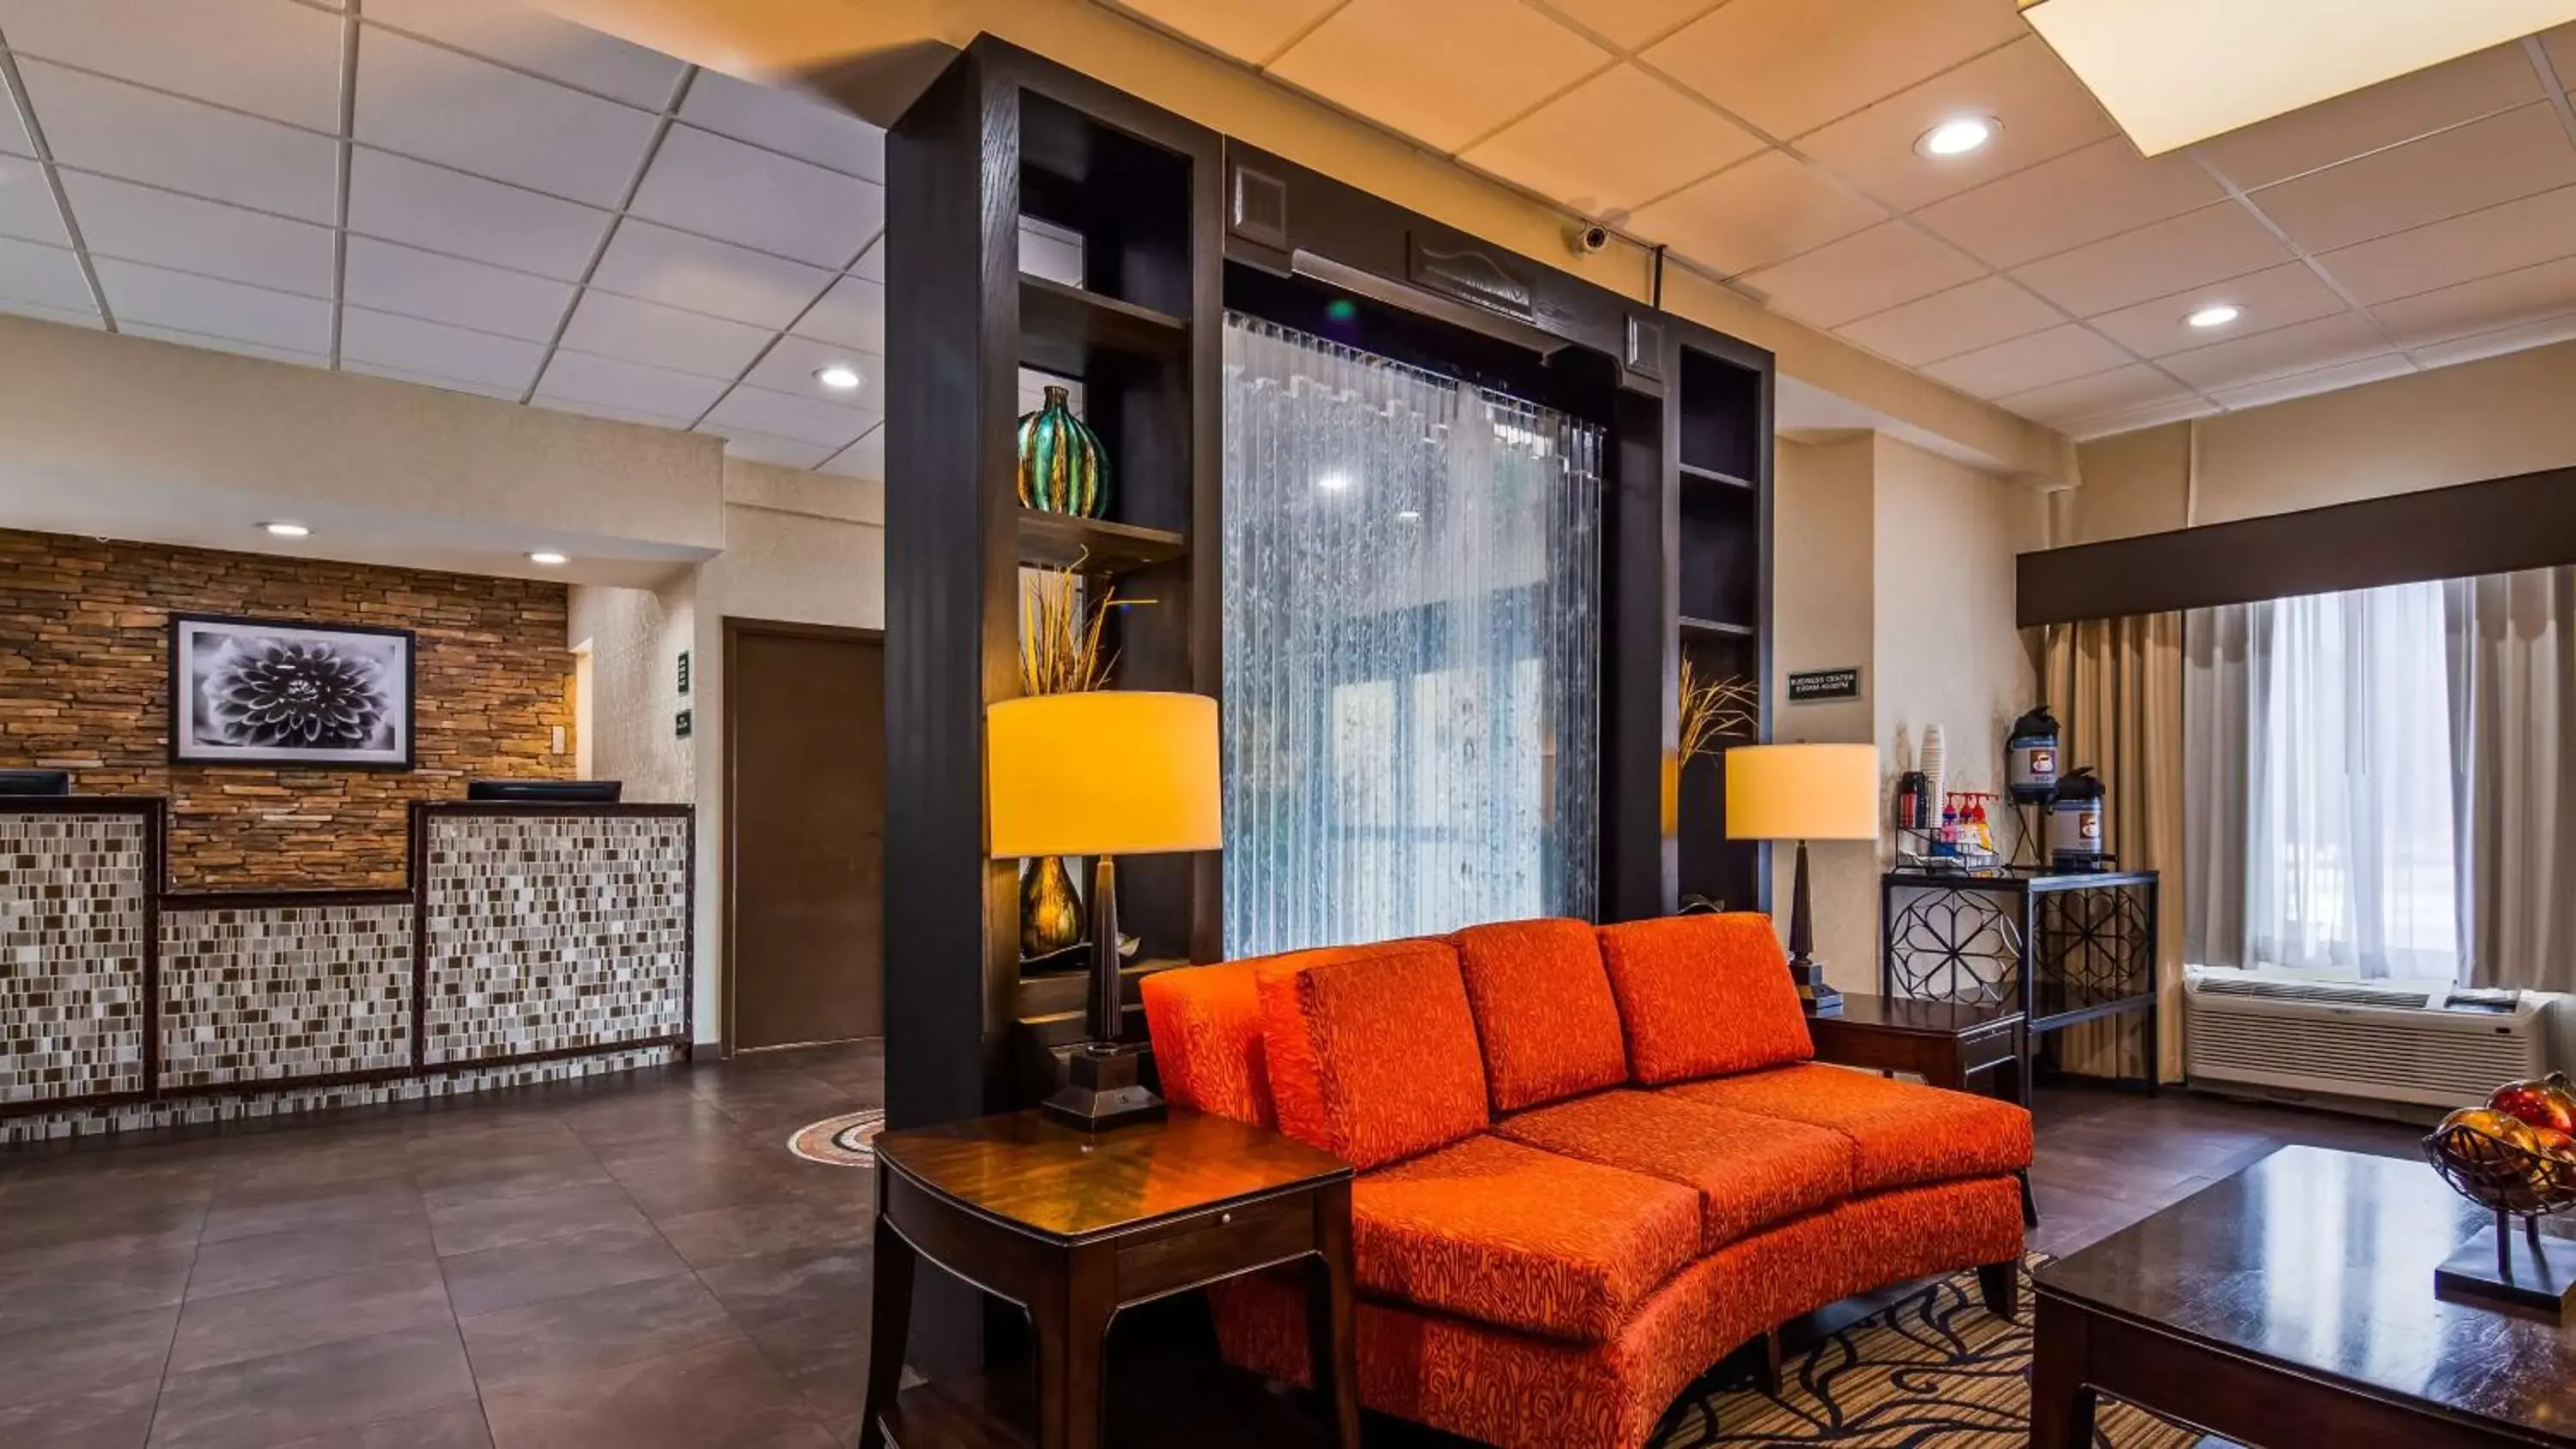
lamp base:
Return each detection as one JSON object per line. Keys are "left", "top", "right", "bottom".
{"left": 1790, "top": 958, "right": 1844, "bottom": 1016}
{"left": 1042, "top": 1041, "right": 1166, "bottom": 1131}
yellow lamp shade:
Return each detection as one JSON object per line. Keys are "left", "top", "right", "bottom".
{"left": 1725, "top": 744, "right": 1878, "bottom": 843}
{"left": 987, "top": 691, "right": 1222, "bottom": 859}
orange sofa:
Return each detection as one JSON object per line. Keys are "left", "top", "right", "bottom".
{"left": 1139, "top": 913, "right": 2032, "bottom": 1449}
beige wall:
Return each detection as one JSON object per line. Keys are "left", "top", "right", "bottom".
{"left": 2063, "top": 337, "right": 2576, "bottom": 546}
{"left": 1769, "top": 435, "right": 1878, "bottom": 983}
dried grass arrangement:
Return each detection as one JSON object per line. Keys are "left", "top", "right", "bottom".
{"left": 1678, "top": 656, "right": 1758, "bottom": 763}
{"left": 1018, "top": 560, "right": 1117, "bottom": 696}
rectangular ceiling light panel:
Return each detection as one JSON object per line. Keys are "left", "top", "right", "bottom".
{"left": 2022, "top": 0, "right": 2576, "bottom": 155}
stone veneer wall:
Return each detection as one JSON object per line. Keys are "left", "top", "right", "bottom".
{"left": 0, "top": 530, "right": 574, "bottom": 888}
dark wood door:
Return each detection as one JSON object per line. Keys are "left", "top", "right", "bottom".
{"left": 726, "top": 620, "right": 885, "bottom": 1052}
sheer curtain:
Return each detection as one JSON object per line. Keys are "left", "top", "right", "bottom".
{"left": 1219, "top": 313, "right": 1601, "bottom": 958}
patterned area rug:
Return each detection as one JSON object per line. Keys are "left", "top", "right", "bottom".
{"left": 787, "top": 1107, "right": 886, "bottom": 1166}
{"left": 1656, "top": 1257, "right": 2194, "bottom": 1447}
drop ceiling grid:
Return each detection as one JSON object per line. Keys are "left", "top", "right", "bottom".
{"left": 1109, "top": 0, "right": 2576, "bottom": 438}
{"left": 0, "top": 0, "right": 887, "bottom": 476}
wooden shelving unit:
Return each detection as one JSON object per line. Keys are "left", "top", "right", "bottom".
{"left": 1679, "top": 460, "right": 1757, "bottom": 490}
{"left": 1017, "top": 274, "right": 1188, "bottom": 379}
{"left": 1672, "top": 335, "right": 1775, "bottom": 917}
{"left": 1014, "top": 510, "right": 1187, "bottom": 575}
{"left": 1679, "top": 615, "right": 1758, "bottom": 640}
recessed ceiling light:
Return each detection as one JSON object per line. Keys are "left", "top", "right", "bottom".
{"left": 261, "top": 521, "right": 310, "bottom": 537}
{"left": 1317, "top": 472, "right": 1353, "bottom": 494}
{"left": 813, "top": 364, "right": 861, "bottom": 391}
{"left": 2185, "top": 303, "right": 2244, "bottom": 330}
{"left": 528, "top": 551, "right": 568, "bottom": 566}
{"left": 1916, "top": 116, "right": 1999, "bottom": 157}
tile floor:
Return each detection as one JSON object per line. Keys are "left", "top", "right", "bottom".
{"left": 0, "top": 1042, "right": 2427, "bottom": 1449}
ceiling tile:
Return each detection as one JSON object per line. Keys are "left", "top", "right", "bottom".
{"left": 0, "top": 69, "right": 30, "bottom": 156}
{"left": 0, "top": 155, "right": 67, "bottom": 245}
{"left": 2408, "top": 307, "right": 2576, "bottom": 368}
{"left": 2010, "top": 203, "right": 2290, "bottom": 317}
{"left": 119, "top": 322, "right": 323, "bottom": 366}
{"left": 1913, "top": 136, "right": 2221, "bottom": 270}
{"left": 820, "top": 423, "right": 884, "bottom": 481}
{"left": 15, "top": 61, "right": 338, "bottom": 222}
{"left": 697, "top": 426, "right": 835, "bottom": 470}
{"left": 792, "top": 274, "right": 884, "bottom": 354}
{"left": 2549, "top": 25, "right": 2576, "bottom": 88}
{"left": 2314, "top": 183, "right": 2576, "bottom": 305}
{"left": 2085, "top": 262, "right": 2351, "bottom": 359}
{"left": 1642, "top": 0, "right": 2026, "bottom": 141}
{"left": 2059, "top": 395, "right": 2220, "bottom": 441}
{"left": 361, "top": 0, "right": 686, "bottom": 109}
{"left": 0, "top": 234, "right": 93, "bottom": 314}
{"left": 1105, "top": 0, "right": 1344, "bottom": 64}
{"left": 1992, "top": 362, "right": 2197, "bottom": 422}
{"left": 2372, "top": 255, "right": 2576, "bottom": 348}
{"left": 340, "top": 358, "right": 526, "bottom": 403}
{"left": 2250, "top": 103, "right": 2576, "bottom": 255}
{"left": 702, "top": 380, "right": 877, "bottom": 449}
{"left": 0, "top": 0, "right": 343, "bottom": 130}
{"left": 527, "top": 391, "right": 695, "bottom": 430}
{"left": 1921, "top": 323, "right": 2132, "bottom": 398}
{"left": 558, "top": 288, "right": 771, "bottom": 379}
{"left": 340, "top": 306, "right": 547, "bottom": 391}
{"left": 0, "top": 297, "right": 102, "bottom": 329}
{"left": 2206, "top": 354, "right": 2416, "bottom": 411}
{"left": 742, "top": 334, "right": 881, "bottom": 403}
{"left": 355, "top": 28, "right": 659, "bottom": 209}
{"left": 590, "top": 218, "right": 832, "bottom": 330}
{"left": 1795, "top": 37, "right": 2116, "bottom": 213}
{"left": 2156, "top": 311, "right": 2393, "bottom": 391}
{"left": 58, "top": 171, "right": 334, "bottom": 298}
{"left": 91, "top": 258, "right": 331, "bottom": 355}
{"left": 1625, "top": 149, "right": 1884, "bottom": 275}
{"left": 1267, "top": 0, "right": 1612, "bottom": 154}
{"left": 343, "top": 237, "right": 574, "bottom": 343}
{"left": 1735, "top": 221, "right": 1983, "bottom": 329}
{"left": 679, "top": 70, "right": 884, "bottom": 182}
{"left": 2194, "top": 44, "right": 2543, "bottom": 191}
{"left": 629, "top": 124, "right": 884, "bottom": 268}
{"left": 1460, "top": 64, "right": 1760, "bottom": 217}
{"left": 535, "top": 349, "right": 726, "bottom": 421}
{"left": 347, "top": 148, "right": 611, "bottom": 281}
{"left": 851, "top": 236, "right": 884, "bottom": 282}
{"left": 1539, "top": 0, "right": 1727, "bottom": 52}
{"left": 1833, "top": 276, "right": 2063, "bottom": 366}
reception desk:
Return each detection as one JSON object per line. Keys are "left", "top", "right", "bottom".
{"left": 0, "top": 798, "right": 691, "bottom": 1141}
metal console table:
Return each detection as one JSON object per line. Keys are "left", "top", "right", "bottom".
{"left": 1880, "top": 867, "right": 2160, "bottom": 1093}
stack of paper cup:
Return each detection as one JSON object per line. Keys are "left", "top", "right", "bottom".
{"left": 1920, "top": 723, "right": 1946, "bottom": 822}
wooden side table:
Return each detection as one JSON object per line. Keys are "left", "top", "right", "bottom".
{"left": 1807, "top": 993, "right": 2036, "bottom": 1226}
{"left": 860, "top": 1108, "right": 1362, "bottom": 1449}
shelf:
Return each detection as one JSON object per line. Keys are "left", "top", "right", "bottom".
{"left": 1679, "top": 460, "right": 1756, "bottom": 490}
{"left": 1016, "top": 510, "right": 1187, "bottom": 576}
{"left": 1679, "top": 615, "right": 1758, "bottom": 640}
{"left": 1018, "top": 274, "right": 1187, "bottom": 379}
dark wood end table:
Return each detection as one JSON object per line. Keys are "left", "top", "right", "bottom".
{"left": 1807, "top": 993, "right": 2035, "bottom": 1227}
{"left": 860, "top": 1107, "right": 1362, "bottom": 1449}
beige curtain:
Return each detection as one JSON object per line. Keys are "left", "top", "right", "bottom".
{"left": 2044, "top": 614, "right": 2185, "bottom": 1082}
{"left": 2449, "top": 567, "right": 2576, "bottom": 991}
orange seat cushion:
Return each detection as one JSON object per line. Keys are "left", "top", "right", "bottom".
{"left": 1496, "top": 1088, "right": 1851, "bottom": 1251}
{"left": 1140, "top": 961, "right": 1273, "bottom": 1126}
{"left": 1662, "top": 1063, "right": 2033, "bottom": 1192}
{"left": 1595, "top": 913, "right": 1814, "bottom": 1083}
{"left": 1353, "top": 1133, "right": 1700, "bottom": 1343}
{"left": 1255, "top": 939, "right": 1491, "bottom": 1171}
{"left": 1454, "top": 919, "right": 1631, "bottom": 1112}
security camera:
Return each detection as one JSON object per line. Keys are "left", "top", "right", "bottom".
{"left": 1570, "top": 223, "right": 1612, "bottom": 256}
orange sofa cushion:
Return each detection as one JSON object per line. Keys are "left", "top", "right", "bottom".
{"left": 1662, "top": 1063, "right": 2033, "bottom": 1192}
{"left": 1595, "top": 913, "right": 1813, "bottom": 1083}
{"left": 1255, "top": 939, "right": 1491, "bottom": 1171}
{"left": 1454, "top": 919, "right": 1631, "bottom": 1112}
{"left": 1496, "top": 1088, "right": 1851, "bottom": 1251}
{"left": 1351, "top": 1132, "right": 1700, "bottom": 1343}
{"left": 1140, "top": 961, "right": 1273, "bottom": 1126}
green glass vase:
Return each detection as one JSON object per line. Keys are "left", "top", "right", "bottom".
{"left": 1016, "top": 385, "right": 1108, "bottom": 517}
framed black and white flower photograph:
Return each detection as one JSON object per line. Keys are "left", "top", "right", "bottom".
{"left": 170, "top": 615, "right": 415, "bottom": 769}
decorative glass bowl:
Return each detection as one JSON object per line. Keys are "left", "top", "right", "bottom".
{"left": 2422, "top": 1121, "right": 2576, "bottom": 1218}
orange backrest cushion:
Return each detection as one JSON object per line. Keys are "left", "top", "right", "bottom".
{"left": 1452, "top": 918, "right": 1630, "bottom": 1112}
{"left": 1255, "top": 939, "right": 1492, "bottom": 1170}
{"left": 1140, "top": 961, "right": 1275, "bottom": 1127}
{"left": 1595, "top": 912, "right": 1814, "bottom": 1083}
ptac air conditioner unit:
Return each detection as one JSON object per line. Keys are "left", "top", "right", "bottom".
{"left": 2184, "top": 967, "right": 2555, "bottom": 1111}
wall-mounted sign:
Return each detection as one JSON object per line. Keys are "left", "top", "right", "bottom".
{"left": 675, "top": 708, "right": 693, "bottom": 739}
{"left": 676, "top": 650, "right": 691, "bottom": 696}
{"left": 1787, "top": 667, "right": 1862, "bottom": 703}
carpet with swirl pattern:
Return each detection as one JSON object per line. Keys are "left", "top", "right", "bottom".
{"left": 1652, "top": 1256, "right": 2194, "bottom": 1447}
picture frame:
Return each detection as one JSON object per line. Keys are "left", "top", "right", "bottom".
{"left": 168, "top": 613, "right": 416, "bottom": 770}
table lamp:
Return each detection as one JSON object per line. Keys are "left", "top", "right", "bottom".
{"left": 1725, "top": 743, "right": 1878, "bottom": 1015}
{"left": 987, "top": 690, "right": 1221, "bottom": 1129}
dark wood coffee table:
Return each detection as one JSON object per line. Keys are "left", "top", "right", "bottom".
{"left": 2032, "top": 1144, "right": 2576, "bottom": 1449}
